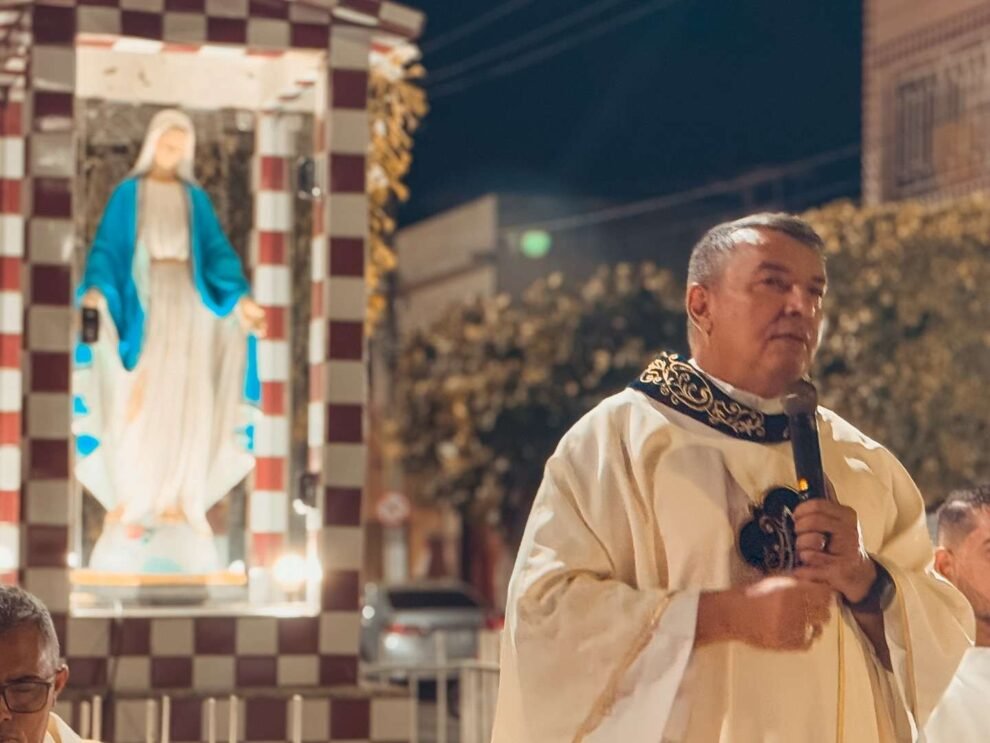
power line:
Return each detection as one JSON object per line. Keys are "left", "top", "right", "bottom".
{"left": 501, "top": 144, "right": 862, "bottom": 234}
{"left": 429, "top": 0, "right": 686, "bottom": 100}
{"left": 427, "top": 0, "right": 635, "bottom": 86}
{"left": 422, "top": 0, "right": 539, "bottom": 55}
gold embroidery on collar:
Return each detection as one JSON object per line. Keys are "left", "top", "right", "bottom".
{"left": 639, "top": 354, "right": 768, "bottom": 438}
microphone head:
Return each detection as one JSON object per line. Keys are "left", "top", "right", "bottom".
{"left": 782, "top": 379, "right": 818, "bottom": 417}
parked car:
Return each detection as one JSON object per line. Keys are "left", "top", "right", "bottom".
{"left": 359, "top": 580, "right": 502, "bottom": 676}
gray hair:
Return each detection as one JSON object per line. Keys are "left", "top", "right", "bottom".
{"left": 687, "top": 212, "right": 826, "bottom": 288}
{"left": 0, "top": 586, "right": 61, "bottom": 670}
{"left": 937, "top": 484, "right": 990, "bottom": 548}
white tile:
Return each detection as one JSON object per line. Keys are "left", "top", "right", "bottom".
{"left": 0, "top": 214, "right": 25, "bottom": 257}
{"left": 325, "top": 361, "right": 365, "bottom": 404}
{"left": 257, "top": 117, "right": 295, "bottom": 158}
{"left": 0, "top": 524, "right": 18, "bottom": 571}
{"left": 301, "top": 698, "right": 329, "bottom": 742}
{"left": 307, "top": 319, "right": 325, "bottom": 364}
{"left": 307, "top": 402, "right": 324, "bottom": 448}
{"left": 370, "top": 697, "right": 412, "bottom": 741}
{"left": 120, "top": 0, "right": 164, "bottom": 10}
{"left": 0, "top": 291, "right": 21, "bottom": 334}
{"left": 257, "top": 339, "right": 290, "bottom": 382}
{"left": 235, "top": 617, "right": 277, "bottom": 655}
{"left": 0, "top": 369, "right": 21, "bottom": 412}
{"left": 248, "top": 490, "right": 288, "bottom": 534}
{"left": 252, "top": 264, "right": 291, "bottom": 305}
{"left": 325, "top": 277, "right": 365, "bottom": 322}
{"left": 276, "top": 656, "right": 318, "bottom": 686}
{"left": 25, "top": 481, "right": 70, "bottom": 526}
{"left": 321, "top": 444, "right": 365, "bottom": 488}
{"left": 318, "top": 611, "right": 360, "bottom": 655}
{"left": 254, "top": 416, "right": 289, "bottom": 457}
{"left": 0, "top": 136, "right": 25, "bottom": 179}
{"left": 326, "top": 110, "right": 369, "bottom": 155}
{"left": 379, "top": 2, "right": 424, "bottom": 34}
{"left": 288, "top": 4, "right": 331, "bottom": 24}
{"left": 151, "top": 618, "right": 194, "bottom": 655}
{"left": 77, "top": 7, "right": 122, "bottom": 35}
{"left": 30, "top": 46, "right": 75, "bottom": 92}
{"left": 114, "top": 657, "right": 151, "bottom": 691}
{"left": 163, "top": 12, "right": 207, "bottom": 44}
{"left": 256, "top": 192, "right": 293, "bottom": 233}
{"left": 206, "top": 0, "right": 247, "bottom": 17}
{"left": 329, "top": 27, "right": 370, "bottom": 71}
{"left": 309, "top": 236, "right": 325, "bottom": 281}
{"left": 326, "top": 194, "right": 368, "bottom": 239}
{"left": 247, "top": 18, "right": 290, "bottom": 50}
{"left": 22, "top": 568, "right": 70, "bottom": 612}
{"left": 27, "top": 306, "right": 72, "bottom": 352}
{"left": 29, "top": 132, "right": 74, "bottom": 178}
{"left": 28, "top": 218, "right": 73, "bottom": 265}
{"left": 26, "top": 393, "right": 70, "bottom": 438}
{"left": 0, "top": 446, "right": 20, "bottom": 492}
{"left": 320, "top": 526, "right": 363, "bottom": 572}
{"left": 192, "top": 656, "right": 235, "bottom": 691}
{"left": 67, "top": 617, "right": 110, "bottom": 657}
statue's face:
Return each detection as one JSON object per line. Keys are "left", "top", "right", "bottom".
{"left": 153, "top": 127, "right": 189, "bottom": 175}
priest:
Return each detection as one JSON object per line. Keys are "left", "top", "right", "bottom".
{"left": 492, "top": 213, "right": 973, "bottom": 742}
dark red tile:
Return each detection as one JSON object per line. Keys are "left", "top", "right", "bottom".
{"left": 33, "top": 5, "right": 76, "bottom": 45}
{"left": 0, "top": 257, "right": 16, "bottom": 292}
{"left": 33, "top": 91, "right": 73, "bottom": 121}
{"left": 343, "top": 0, "right": 379, "bottom": 14}
{"left": 257, "top": 231, "right": 287, "bottom": 265}
{"left": 290, "top": 23, "right": 329, "bottom": 50}
{"left": 260, "top": 381, "right": 286, "bottom": 416}
{"left": 31, "top": 265, "right": 71, "bottom": 306}
{"left": 0, "top": 410, "right": 16, "bottom": 446}
{"left": 121, "top": 11, "right": 163, "bottom": 40}
{"left": 65, "top": 658, "right": 108, "bottom": 688}
{"left": 32, "top": 178, "right": 71, "bottom": 219}
{"left": 249, "top": 0, "right": 289, "bottom": 19}
{"left": 194, "top": 617, "right": 236, "bottom": 655}
{"left": 78, "top": 0, "right": 119, "bottom": 6}
{"left": 28, "top": 439, "right": 69, "bottom": 480}
{"left": 151, "top": 657, "right": 193, "bottom": 688}
{"left": 249, "top": 533, "right": 283, "bottom": 568}
{"left": 1, "top": 101, "right": 23, "bottom": 137}
{"left": 235, "top": 656, "right": 277, "bottom": 687}
{"left": 321, "top": 569, "right": 359, "bottom": 611}
{"left": 244, "top": 697, "right": 286, "bottom": 741}
{"left": 0, "top": 489, "right": 19, "bottom": 522}
{"left": 207, "top": 17, "right": 246, "bottom": 44}
{"left": 329, "top": 237, "right": 364, "bottom": 278}
{"left": 331, "top": 70, "right": 368, "bottom": 110}
{"left": 277, "top": 617, "right": 318, "bottom": 655}
{"left": 29, "top": 352, "right": 70, "bottom": 394}
{"left": 1, "top": 179, "right": 22, "bottom": 215}
{"left": 319, "top": 654, "right": 358, "bottom": 687}
{"left": 330, "top": 697, "right": 368, "bottom": 737}
{"left": 259, "top": 156, "right": 287, "bottom": 190}
{"left": 0, "top": 334, "right": 20, "bottom": 369}
{"left": 115, "top": 618, "right": 151, "bottom": 655}
{"left": 24, "top": 525, "right": 67, "bottom": 568}
{"left": 169, "top": 698, "right": 202, "bottom": 742}
{"left": 254, "top": 457, "right": 285, "bottom": 491}
{"left": 165, "top": 0, "right": 205, "bottom": 11}
{"left": 259, "top": 306, "right": 286, "bottom": 342}
{"left": 326, "top": 404, "right": 362, "bottom": 443}
{"left": 323, "top": 488, "right": 362, "bottom": 527}
{"left": 327, "top": 321, "right": 363, "bottom": 361}
{"left": 328, "top": 154, "right": 365, "bottom": 194}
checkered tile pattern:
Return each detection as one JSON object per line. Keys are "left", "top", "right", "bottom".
{"left": 1, "top": 2, "right": 418, "bottom": 739}
{"left": 55, "top": 691, "right": 411, "bottom": 743}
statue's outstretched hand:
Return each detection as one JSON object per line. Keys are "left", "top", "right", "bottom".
{"left": 236, "top": 296, "right": 267, "bottom": 337}
{"left": 81, "top": 288, "right": 104, "bottom": 309}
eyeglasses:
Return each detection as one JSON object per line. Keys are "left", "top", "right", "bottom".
{"left": 0, "top": 678, "right": 56, "bottom": 714}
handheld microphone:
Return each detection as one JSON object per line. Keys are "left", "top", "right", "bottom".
{"left": 782, "top": 379, "right": 827, "bottom": 502}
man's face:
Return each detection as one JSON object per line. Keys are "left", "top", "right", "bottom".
{"left": 689, "top": 228, "right": 827, "bottom": 396}
{"left": 938, "top": 508, "right": 990, "bottom": 622}
{"left": 0, "top": 625, "right": 68, "bottom": 743}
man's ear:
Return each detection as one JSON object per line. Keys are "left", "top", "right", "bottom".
{"left": 53, "top": 664, "right": 69, "bottom": 697}
{"left": 687, "top": 284, "right": 712, "bottom": 336}
{"left": 934, "top": 546, "right": 955, "bottom": 582}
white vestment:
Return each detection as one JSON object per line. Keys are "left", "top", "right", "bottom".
{"left": 46, "top": 713, "right": 84, "bottom": 743}
{"left": 924, "top": 647, "right": 990, "bottom": 742}
{"left": 492, "top": 371, "right": 973, "bottom": 743}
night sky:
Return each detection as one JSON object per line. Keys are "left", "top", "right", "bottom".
{"left": 400, "top": 0, "right": 862, "bottom": 226}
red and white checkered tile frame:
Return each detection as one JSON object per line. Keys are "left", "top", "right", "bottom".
{"left": 250, "top": 110, "right": 294, "bottom": 568}
{"left": 9, "top": 2, "right": 420, "bottom": 739}
{"left": 0, "top": 77, "right": 25, "bottom": 587}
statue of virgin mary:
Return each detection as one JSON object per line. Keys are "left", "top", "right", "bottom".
{"left": 73, "top": 109, "right": 266, "bottom": 575}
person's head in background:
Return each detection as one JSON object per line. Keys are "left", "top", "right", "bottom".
{"left": 935, "top": 484, "right": 990, "bottom": 647}
{"left": 0, "top": 586, "right": 69, "bottom": 743}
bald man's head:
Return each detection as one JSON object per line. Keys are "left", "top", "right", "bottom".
{"left": 937, "top": 484, "right": 990, "bottom": 549}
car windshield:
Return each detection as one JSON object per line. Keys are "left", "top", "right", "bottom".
{"left": 387, "top": 589, "right": 480, "bottom": 610}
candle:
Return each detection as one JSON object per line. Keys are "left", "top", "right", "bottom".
{"left": 92, "top": 695, "right": 102, "bottom": 741}
{"left": 206, "top": 698, "right": 216, "bottom": 743}
{"left": 228, "top": 695, "right": 238, "bottom": 743}
{"left": 161, "top": 696, "right": 170, "bottom": 743}
{"left": 145, "top": 699, "right": 156, "bottom": 743}
{"left": 291, "top": 695, "right": 302, "bottom": 743}
{"left": 79, "top": 701, "right": 91, "bottom": 740}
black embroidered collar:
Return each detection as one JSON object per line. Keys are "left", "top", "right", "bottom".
{"left": 628, "top": 353, "right": 790, "bottom": 443}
